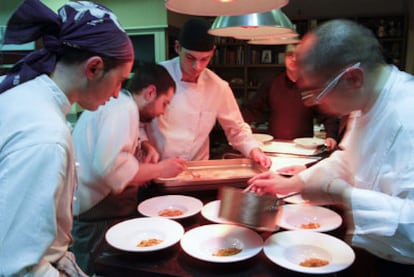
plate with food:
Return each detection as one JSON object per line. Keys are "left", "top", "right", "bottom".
{"left": 253, "top": 133, "right": 274, "bottom": 144}
{"left": 293, "top": 137, "right": 325, "bottom": 149}
{"left": 264, "top": 230, "right": 355, "bottom": 274}
{"left": 138, "top": 195, "right": 203, "bottom": 219}
{"left": 277, "top": 204, "right": 342, "bottom": 232}
{"left": 105, "top": 217, "right": 184, "bottom": 252}
{"left": 180, "top": 224, "right": 263, "bottom": 263}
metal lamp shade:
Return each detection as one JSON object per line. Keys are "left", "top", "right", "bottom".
{"left": 248, "top": 36, "right": 300, "bottom": 45}
{"left": 237, "top": 31, "right": 299, "bottom": 41}
{"left": 209, "top": 9, "right": 295, "bottom": 38}
{"left": 165, "top": 0, "right": 289, "bottom": 16}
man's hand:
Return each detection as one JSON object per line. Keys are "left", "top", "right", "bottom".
{"left": 249, "top": 147, "right": 272, "bottom": 169}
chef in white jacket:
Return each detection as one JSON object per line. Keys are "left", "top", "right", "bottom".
{"left": 247, "top": 19, "right": 414, "bottom": 271}
{"left": 144, "top": 18, "right": 271, "bottom": 169}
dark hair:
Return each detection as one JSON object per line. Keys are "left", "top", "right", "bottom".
{"left": 299, "top": 19, "right": 385, "bottom": 79}
{"left": 126, "top": 64, "right": 176, "bottom": 96}
{"left": 58, "top": 46, "right": 124, "bottom": 72}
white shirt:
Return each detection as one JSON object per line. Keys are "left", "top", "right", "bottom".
{"left": 72, "top": 91, "right": 139, "bottom": 214}
{"left": 300, "top": 66, "right": 414, "bottom": 264}
{"left": 0, "top": 75, "right": 74, "bottom": 276}
{"left": 145, "top": 57, "right": 260, "bottom": 160}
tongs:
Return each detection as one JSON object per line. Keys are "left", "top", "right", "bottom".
{"left": 243, "top": 184, "right": 300, "bottom": 207}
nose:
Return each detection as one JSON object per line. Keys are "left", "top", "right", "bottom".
{"left": 192, "top": 60, "right": 202, "bottom": 71}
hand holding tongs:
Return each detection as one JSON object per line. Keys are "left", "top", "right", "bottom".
{"left": 243, "top": 183, "right": 300, "bottom": 206}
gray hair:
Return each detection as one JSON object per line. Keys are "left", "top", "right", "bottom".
{"left": 298, "top": 19, "right": 385, "bottom": 79}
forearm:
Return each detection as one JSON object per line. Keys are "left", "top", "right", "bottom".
{"left": 129, "top": 162, "right": 163, "bottom": 184}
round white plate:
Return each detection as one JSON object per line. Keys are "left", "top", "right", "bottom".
{"left": 201, "top": 200, "right": 280, "bottom": 231}
{"left": 181, "top": 224, "right": 263, "bottom": 263}
{"left": 105, "top": 217, "right": 184, "bottom": 252}
{"left": 264, "top": 230, "right": 355, "bottom": 274}
{"left": 201, "top": 200, "right": 234, "bottom": 224}
{"left": 253, "top": 133, "right": 274, "bottom": 144}
{"left": 138, "top": 195, "right": 203, "bottom": 219}
{"left": 293, "top": 137, "right": 325, "bottom": 149}
{"left": 276, "top": 193, "right": 312, "bottom": 205}
{"left": 277, "top": 204, "right": 342, "bottom": 232}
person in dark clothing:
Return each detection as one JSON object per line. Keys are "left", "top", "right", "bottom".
{"left": 242, "top": 44, "right": 340, "bottom": 151}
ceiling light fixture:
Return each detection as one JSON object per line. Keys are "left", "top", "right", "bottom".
{"left": 236, "top": 31, "right": 299, "bottom": 41}
{"left": 164, "top": 0, "right": 289, "bottom": 16}
{"left": 208, "top": 9, "right": 295, "bottom": 39}
{"left": 247, "top": 37, "right": 300, "bottom": 45}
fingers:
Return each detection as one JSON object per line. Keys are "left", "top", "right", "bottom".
{"left": 247, "top": 171, "right": 272, "bottom": 184}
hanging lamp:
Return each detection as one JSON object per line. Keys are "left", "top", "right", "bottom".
{"left": 164, "top": 0, "right": 289, "bottom": 16}
{"left": 247, "top": 36, "right": 300, "bottom": 45}
{"left": 208, "top": 9, "right": 294, "bottom": 39}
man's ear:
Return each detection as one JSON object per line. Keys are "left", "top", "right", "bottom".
{"left": 344, "top": 67, "right": 363, "bottom": 89}
{"left": 85, "top": 56, "right": 104, "bottom": 79}
{"left": 144, "top": 84, "right": 157, "bottom": 101}
{"left": 174, "top": 40, "right": 181, "bottom": 55}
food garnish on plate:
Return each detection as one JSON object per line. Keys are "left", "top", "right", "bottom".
{"left": 158, "top": 208, "right": 184, "bottom": 217}
{"left": 213, "top": 247, "right": 242, "bottom": 256}
{"left": 300, "top": 222, "right": 321, "bottom": 229}
{"left": 137, "top": 238, "right": 163, "bottom": 247}
{"left": 299, "top": 257, "right": 329, "bottom": 267}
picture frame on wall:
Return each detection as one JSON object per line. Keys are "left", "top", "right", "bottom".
{"left": 261, "top": 49, "right": 272, "bottom": 64}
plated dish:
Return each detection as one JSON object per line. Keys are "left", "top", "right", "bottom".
{"left": 264, "top": 230, "right": 355, "bottom": 274}
{"left": 293, "top": 137, "right": 325, "bottom": 149}
{"left": 138, "top": 195, "right": 203, "bottom": 219}
{"left": 252, "top": 133, "right": 274, "bottom": 144}
{"left": 180, "top": 224, "right": 263, "bottom": 263}
{"left": 105, "top": 217, "right": 184, "bottom": 252}
{"left": 277, "top": 204, "right": 342, "bottom": 232}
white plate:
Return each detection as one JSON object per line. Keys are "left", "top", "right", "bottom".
{"left": 181, "top": 224, "right": 263, "bottom": 263}
{"left": 277, "top": 204, "right": 342, "bottom": 232}
{"left": 261, "top": 141, "right": 319, "bottom": 156}
{"left": 253, "top": 133, "right": 274, "bottom": 143}
{"left": 264, "top": 230, "right": 355, "bottom": 274}
{"left": 201, "top": 200, "right": 235, "bottom": 224}
{"left": 201, "top": 200, "right": 280, "bottom": 231}
{"left": 138, "top": 195, "right": 203, "bottom": 219}
{"left": 293, "top": 137, "right": 325, "bottom": 149}
{"left": 105, "top": 217, "right": 184, "bottom": 252}
{"left": 277, "top": 193, "right": 312, "bottom": 205}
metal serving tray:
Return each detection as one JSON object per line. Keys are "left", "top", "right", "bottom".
{"left": 154, "top": 158, "right": 267, "bottom": 192}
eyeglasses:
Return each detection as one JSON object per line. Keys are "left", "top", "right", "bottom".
{"left": 285, "top": 51, "right": 297, "bottom": 60}
{"left": 301, "top": 62, "right": 361, "bottom": 106}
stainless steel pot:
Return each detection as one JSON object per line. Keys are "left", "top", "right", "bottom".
{"left": 218, "top": 186, "right": 280, "bottom": 230}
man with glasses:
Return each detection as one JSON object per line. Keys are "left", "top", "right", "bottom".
{"left": 247, "top": 19, "right": 414, "bottom": 273}
{"left": 242, "top": 44, "right": 340, "bottom": 151}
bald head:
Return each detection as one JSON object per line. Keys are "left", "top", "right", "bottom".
{"left": 297, "top": 19, "right": 385, "bottom": 80}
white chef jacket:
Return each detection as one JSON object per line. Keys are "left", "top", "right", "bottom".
{"left": 145, "top": 57, "right": 260, "bottom": 160}
{"left": 0, "top": 75, "right": 75, "bottom": 276}
{"left": 72, "top": 91, "right": 139, "bottom": 215}
{"left": 300, "top": 66, "right": 414, "bottom": 264}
